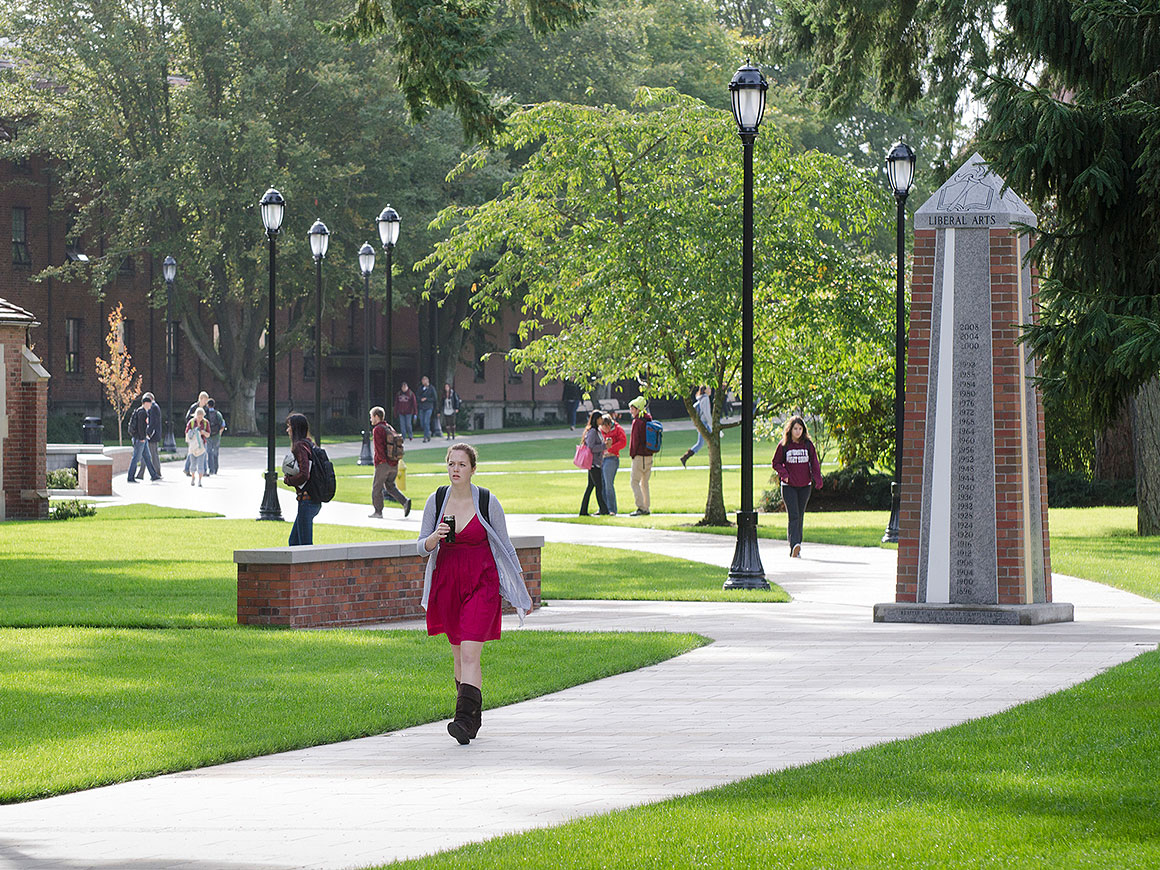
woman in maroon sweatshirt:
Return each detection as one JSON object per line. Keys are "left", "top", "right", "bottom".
{"left": 771, "top": 415, "right": 823, "bottom": 558}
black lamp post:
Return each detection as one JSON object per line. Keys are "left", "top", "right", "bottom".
{"left": 161, "top": 255, "right": 178, "bottom": 454}
{"left": 308, "top": 219, "right": 330, "bottom": 445}
{"left": 377, "top": 206, "right": 400, "bottom": 411}
{"left": 357, "top": 241, "right": 376, "bottom": 465}
{"left": 882, "top": 139, "right": 917, "bottom": 544}
{"left": 259, "top": 187, "right": 285, "bottom": 521}
{"left": 724, "top": 60, "right": 770, "bottom": 591}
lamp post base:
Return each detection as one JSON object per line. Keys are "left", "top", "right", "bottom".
{"left": 162, "top": 428, "right": 177, "bottom": 455}
{"left": 724, "top": 510, "right": 769, "bottom": 590}
{"left": 882, "top": 481, "right": 900, "bottom": 544}
{"left": 259, "top": 470, "right": 283, "bottom": 521}
{"left": 358, "top": 429, "right": 373, "bottom": 466}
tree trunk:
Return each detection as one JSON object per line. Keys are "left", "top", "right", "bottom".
{"left": 229, "top": 376, "right": 260, "bottom": 435}
{"left": 700, "top": 431, "right": 729, "bottom": 526}
{"left": 1094, "top": 401, "right": 1135, "bottom": 480}
{"left": 1131, "top": 376, "right": 1160, "bottom": 535}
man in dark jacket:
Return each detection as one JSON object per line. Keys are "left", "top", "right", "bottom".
{"left": 127, "top": 394, "right": 160, "bottom": 483}
{"left": 394, "top": 382, "right": 417, "bottom": 440}
{"left": 205, "top": 398, "right": 226, "bottom": 475}
{"left": 416, "top": 375, "right": 437, "bottom": 442}
{"left": 144, "top": 393, "right": 163, "bottom": 478}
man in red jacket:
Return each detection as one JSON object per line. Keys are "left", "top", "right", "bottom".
{"left": 369, "top": 406, "right": 411, "bottom": 518}
{"left": 628, "top": 396, "right": 654, "bottom": 516}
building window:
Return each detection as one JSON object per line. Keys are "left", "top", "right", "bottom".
{"left": 473, "top": 338, "right": 487, "bottom": 383}
{"left": 65, "top": 318, "right": 81, "bottom": 373}
{"left": 65, "top": 212, "right": 89, "bottom": 262}
{"left": 12, "top": 207, "right": 31, "bottom": 265}
{"left": 121, "top": 319, "right": 134, "bottom": 357}
{"left": 508, "top": 333, "right": 522, "bottom": 384}
{"left": 118, "top": 255, "right": 135, "bottom": 276}
{"left": 167, "top": 321, "right": 180, "bottom": 376}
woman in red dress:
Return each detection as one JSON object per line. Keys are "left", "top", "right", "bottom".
{"left": 418, "top": 442, "right": 532, "bottom": 744}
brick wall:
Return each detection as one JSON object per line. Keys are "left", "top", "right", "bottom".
{"left": 2, "top": 323, "right": 49, "bottom": 518}
{"left": 237, "top": 544, "right": 543, "bottom": 628}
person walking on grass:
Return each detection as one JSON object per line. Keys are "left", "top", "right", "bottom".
{"left": 184, "top": 407, "right": 210, "bottom": 488}
{"left": 369, "top": 406, "right": 412, "bottom": 518}
{"left": 680, "top": 385, "right": 713, "bottom": 468}
{"left": 418, "top": 443, "right": 531, "bottom": 745}
{"left": 771, "top": 415, "right": 823, "bottom": 558}
{"left": 628, "top": 396, "right": 655, "bottom": 516}
{"left": 600, "top": 412, "right": 625, "bottom": 516}
{"left": 126, "top": 394, "right": 159, "bottom": 483}
{"left": 579, "top": 409, "right": 609, "bottom": 516}
{"left": 283, "top": 413, "right": 321, "bottom": 546}
{"left": 395, "top": 381, "right": 417, "bottom": 441}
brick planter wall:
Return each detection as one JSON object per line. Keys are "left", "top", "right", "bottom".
{"left": 235, "top": 538, "right": 543, "bottom": 628}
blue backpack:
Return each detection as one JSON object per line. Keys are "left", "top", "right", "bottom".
{"left": 644, "top": 419, "right": 663, "bottom": 453}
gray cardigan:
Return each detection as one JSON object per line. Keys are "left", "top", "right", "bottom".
{"left": 583, "top": 426, "right": 605, "bottom": 468}
{"left": 415, "top": 484, "right": 532, "bottom": 624}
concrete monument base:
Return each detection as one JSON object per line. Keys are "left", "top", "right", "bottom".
{"left": 873, "top": 602, "right": 1074, "bottom": 626}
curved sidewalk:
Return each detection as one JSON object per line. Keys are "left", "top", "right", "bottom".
{"left": 3, "top": 451, "right": 1159, "bottom": 869}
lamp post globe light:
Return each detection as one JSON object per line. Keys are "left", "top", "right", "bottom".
{"left": 259, "top": 187, "right": 285, "bottom": 522}
{"left": 308, "top": 219, "right": 330, "bottom": 445}
{"left": 882, "top": 138, "right": 917, "bottom": 544}
{"left": 724, "top": 60, "right": 770, "bottom": 591}
{"left": 161, "top": 255, "right": 178, "bottom": 454}
{"left": 376, "top": 205, "right": 400, "bottom": 412}
{"left": 358, "top": 241, "right": 376, "bottom": 466}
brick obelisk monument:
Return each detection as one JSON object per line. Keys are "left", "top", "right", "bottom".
{"left": 874, "top": 154, "right": 1072, "bottom": 625}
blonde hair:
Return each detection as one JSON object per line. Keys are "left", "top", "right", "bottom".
{"left": 370, "top": 406, "right": 385, "bottom": 420}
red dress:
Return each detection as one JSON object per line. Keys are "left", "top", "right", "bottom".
{"left": 427, "top": 514, "right": 503, "bottom": 644}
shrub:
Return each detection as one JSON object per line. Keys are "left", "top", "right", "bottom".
{"left": 1048, "top": 472, "right": 1136, "bottom": 508}
{"left": 46, "top": 413, "right": 85, "bottom": 443}
{"left": 47, "top": 468, "right": 78, "bottom": 489}
{"left": 49, "top": 499, "right": 97, "bottom": 520}
{"left": 760, "top": 464, "right": 893, "bottom": 512}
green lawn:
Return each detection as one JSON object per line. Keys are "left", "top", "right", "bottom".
{"left": 332, "top": 427, "right": 830, "bottom": 517}
{"left": 550, "top": 511, "right": 893, "bottom": 550}
{"left": 373, "top": 647, "right": 1160, "bottom": 870}
{"left": 1047, "top": 507, "right": 1160, "bottom": 601}
{"left": 0, "top": 626, "right": 704, "bottom": 804}
{"left": 543, "top": 544, "right": 788, "bottom": 602}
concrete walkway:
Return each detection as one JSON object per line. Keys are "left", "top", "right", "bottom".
{"left": 3, "top": 441, "right": 1159, "bottom": 870}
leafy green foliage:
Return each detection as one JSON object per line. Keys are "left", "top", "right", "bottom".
{"left": 421, "top": 89, "right": 890, "bottom": 522}
{"left": 48, "top": 500, "right": 97, "bottom": 521}
{"left": 45, "top": 469, "right": 78, "bottom": 490}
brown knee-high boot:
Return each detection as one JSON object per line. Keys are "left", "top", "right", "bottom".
{"left": 680, "top": 450, "right": 693, "bottom": 467}
{"left": 448, "top": 683, "right": 482, "bottom": 745}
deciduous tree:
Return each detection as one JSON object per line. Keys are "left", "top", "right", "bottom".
{"left": 94, "top": 303, "right": 143, "bottom": 446}
{"left": 422, "top": 90, "right": 889, "bottom": 524}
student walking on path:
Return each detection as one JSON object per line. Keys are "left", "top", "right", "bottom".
{"left": 417, "top": 376, "right": 437, "bottom": 442}
{"left": 126, "top": 394, "right": 160, "bottom": 483}
{"left": 441, "top": 383, "right": 461, "bottom": 439}
{"left": 680, "top": 385, "right": 712, "bottom": 467}
{"left": 628, "top": 396, "right": 655, "bottom": 516}
{"left": 600, "top": 412, "right": 625, "bottom": 515}
{"left": 205, "top": 399, "right": 226, "bottom": 475}
{"left": 183, "top": 391, "right": 210, "bottom": 476}
{"left": 771, "top": 415, "right": 823, "bottom": 558}
{"left": 283, "top": 413, "right": 321, "bottom": 546}
{"left": 368, "top": 406, "right": 412, "bottom": 518}
{"left": 394, "top": 382, "right": 417, "bottom": 441}
{"left": 184, "top": 408, "right": 210, "bottom": 488}
{"left": 417, "top": 443, "right": 532, "bottom": 745}
{"left": 579, "top": 410, "right": 609, "bottom": 516}
{"left": 143, "top": 392, "right": 163, "bottom": 479}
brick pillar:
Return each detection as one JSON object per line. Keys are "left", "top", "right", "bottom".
{"left": 1, "top": 299, "right": 51, "bottom": 520}
{"left": 875, "top": 154, "right": 1070, "bottom": 626}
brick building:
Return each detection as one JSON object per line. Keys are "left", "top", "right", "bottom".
{"left": 1, "top": 153, "right": 572, "bottom": 436}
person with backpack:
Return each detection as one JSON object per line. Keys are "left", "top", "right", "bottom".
{"left": 369, "top": 405, "right": 412, "bottom": 518}
{"left": 184, "top": 407, "right": 210, "bottom": 488}
{"left": 282, "top": 412, "right": 322, "bottom": 546}
{"left": 205, "top": 398, "right": 227, "bottom": 476}
{"left": 628, "top": 396, "right": 657, "bottom": 516}
{"left": 417, "top": 442, "right": 532, "bottom": 745}
{"left": 183, "top": 391, "right": 210, "bottom": 477}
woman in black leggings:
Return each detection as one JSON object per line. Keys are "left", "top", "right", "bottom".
{"left": 771, "top": 416, "right": 823, "bottom": 558}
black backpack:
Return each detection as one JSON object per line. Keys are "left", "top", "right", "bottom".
{"left": 306, "top": 444, "right": 337, "bottom": 503}
{"left": 434, "top": 485, "right": 491, "bottom": 525}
